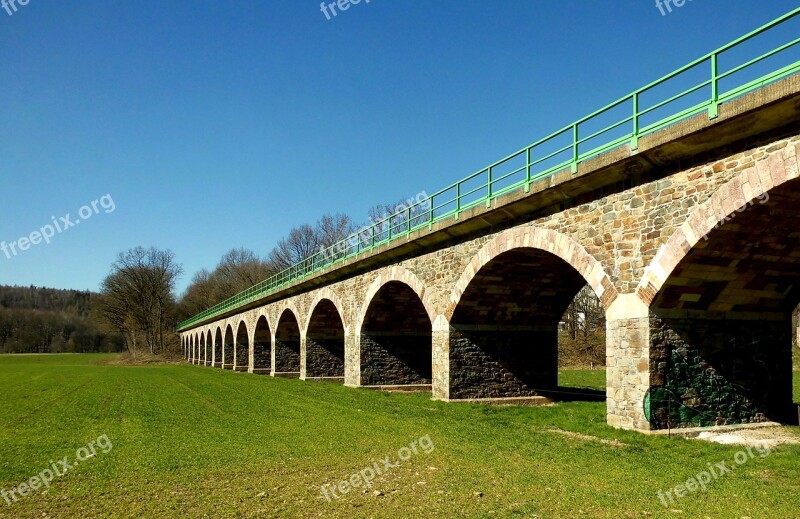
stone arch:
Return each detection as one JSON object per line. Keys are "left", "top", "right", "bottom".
{"left": 274, "top": 307, "right": 302, "bottom": 377}
{"left": 303, "top": 287, "right": 348, "bottom": 337}
{"left": 275, "top": 300, "right": 303, "bottom": 334}
{"left": 234, "top": 320, "right": 249, "bottom": 372}
{"left": 444, "top": 225, "right": 617, "bottom": 400}
{"left": 448, "top": 226, "right": 618, "bottom": 320}
{"left": 634, "top": 148, "right": 800, "bottom": 429}
{"left": 252, "top": 313, "right": 272, "bottom": 374}
{"left": 356, "top": 266, "right": 436, "bottom": 335}
{"left": 255, "top": 308, "right": 273, "bottom": 340}
{"left": 206, "top": 330, "right": 212, "bottom": 365}
{"left": 305, "top": 295, "right": 346, "bottom": 381}
{"left": 223, "top": 323, "right": 235, "bottom": 369}
{"left": 214, "top": 326, "right": 223, "bottom": 367}
{"left": 195, "top": 333, "right": 201, "bottom": 364}
{"left": 358, "top": 269, "right": 434, "bottom": 389}
{"left": 637, "top": 150, "right": 799, "bottom": 304}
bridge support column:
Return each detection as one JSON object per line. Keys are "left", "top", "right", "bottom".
{"left": 248, "top": 328, "right": 255, "bottom": 374}
{"left": 299, "top": 335, "right": 307, "bottom": 380}
{"left": 344, "top": 330, "right": 360, "bottom": 387}
{"left": 431, "top": 316, "right": 450, "bottom": 400}
{"left": 606, "top": 294, "right": 651, "bottom": 431}
{"left": 269, "top": 335, "right": 277, "bottom": 376}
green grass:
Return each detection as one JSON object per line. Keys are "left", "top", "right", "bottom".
{"left": 0, "top": 355, "right": 798, "bottom": 518}
{"left": 559, "top": 368, "right": 605, "bottom": 391}
{"left": 795, "top": 370, "right": 799, "bottom": 403}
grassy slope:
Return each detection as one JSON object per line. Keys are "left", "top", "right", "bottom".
{"left": 0, "top": 355, "right": 797, "bottom": 518}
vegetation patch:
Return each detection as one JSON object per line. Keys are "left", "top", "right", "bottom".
{"left": 0, "top": 355, "right": 798, "bottom": 518}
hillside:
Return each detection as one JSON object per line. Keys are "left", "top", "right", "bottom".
{"left": 0, "top": 285, "right": 122, "bottom": 354}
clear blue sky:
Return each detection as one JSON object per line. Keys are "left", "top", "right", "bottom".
{"left": 1, "top": 0, "right": 797, "bottom": 295}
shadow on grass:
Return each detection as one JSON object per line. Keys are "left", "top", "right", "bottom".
{"left": 538, "top": 386, "right": 605, "bottom": 402}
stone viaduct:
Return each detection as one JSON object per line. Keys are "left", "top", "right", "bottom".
{"left": 180, "top": 75, "right": 800, "bottom": 432}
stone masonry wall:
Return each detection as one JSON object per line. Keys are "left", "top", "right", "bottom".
{"left": 181, "top": 131, "right": 800, "bottom": 431}
{"left": 648, "top": 314, "right": 794, "bottom": 429}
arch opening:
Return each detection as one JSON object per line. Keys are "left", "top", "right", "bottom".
{"left": 200, "top": 334, "right": 207, "bottom": 365}
{"left": 361, "top": 281, "right": 432, "bottom": 389}
{"left": 647, "top": 180, "right": 800, "bottom": 429}
{"left": 214, "top": 327, "right": 223, "bottom": 367}
{"left": 234, "top": 322, "right": 249, "bottom": 372}
{"left": 557, "top": 285, "right": 607, "bottom": 397}
{"left": 253, "top": 316, "right": 272, "bottom": 374}
{"left": 205, "top": 331, "right": 212, "bottom": 366}
{"left": 223, "top": 325, "right": 234, "bottom": 370}
{"left": 275, "top": 310, "right": 301, "bottom": 378}
{"left": 306, "top": 300, "right": 345, "bottom": 382}
{"left": 450, "top": 248, "right": 603, "bottom": 401}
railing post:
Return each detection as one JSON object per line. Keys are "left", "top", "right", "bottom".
{"left": 455, "top": 182, "right": 461, "bottom": 219}
{"left": 631, "top": 93, "right": 639, "bottom": 151}
{"left": 709, "top": 53, "right": 719, "bottom": 119}
{"left": 486, "top": 167, "right": 493, "bottom": 208}
{"left": 571, "top": 123, "right": 579, "bottom": 173}
{"left": 525, "top": 147, "right": 532, "bottom": 192}
{"left": 429, "top": 194, "right": 434, "bottom": 230}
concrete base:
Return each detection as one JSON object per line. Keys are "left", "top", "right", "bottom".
{"left": 445, "top": 396, "right": 553, "bottom": 406}
{"left": 642, "top": 421, "right": 782, "bottom": 437}
{"left": 233, "top": 366, "right": 248, "bottom": 372}
{"left": 303, "top": 376, "right": 345, "bottom": 384}
{"left": 272, "top": 371, "right": 301, "bottom": 379}
{"left": 251, "top": 368, "right": 271, "bottom": 375}
{"left": 222, "top": 363, "right": 234, "bottom": 370}
{"left": 362, "top": 384, "right": 432, "bottom": 392}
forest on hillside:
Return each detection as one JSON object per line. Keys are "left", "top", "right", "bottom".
{"left": 0, "top": 285, "right": 123, "bottom": 354}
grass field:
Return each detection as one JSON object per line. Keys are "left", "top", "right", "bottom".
{"left": 0, "top": 355, "right": 798, "bottom": 518}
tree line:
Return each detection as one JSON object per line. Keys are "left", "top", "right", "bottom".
{"left": 88, "top": 193, "right": 608, "bottom": 367}
{"left": 94, "top": 198, "right": 435, "bottom": 358}
{"left": 0, "top": 285, "right": 122, "bottom": 354}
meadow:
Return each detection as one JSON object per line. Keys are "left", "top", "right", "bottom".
{"left": 0, "top": 354, "right": 797, "bottom": 518}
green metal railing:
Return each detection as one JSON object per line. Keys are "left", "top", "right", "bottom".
{"left": 178, "top": 8, "right": 800, "bottom": 332}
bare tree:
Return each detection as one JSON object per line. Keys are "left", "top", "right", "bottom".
{"left": 100, "top": 247, "right": 182, "bottom": 355}
{"left": 363, "top": 196, "right": 430, "bottom": 240}
{"left": 268, "top": 224, "right": 319, "bottom": 271}
{"left": 559, "top": 284, "right": 606, "bottom": 368}
{"left": 212, "top": 247, "right": 275, "bottom": 300}
{"left": 317, "top": 213, "right": 355, "bottom": 249}
{"left": 177, "top": 269, "right": 215, "bottom": 321}
{"left": 268, "top": 213, "right": 354, "bottom": 270}
{"left": 178, "top": 248, "right": 276, "bottom": 319}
